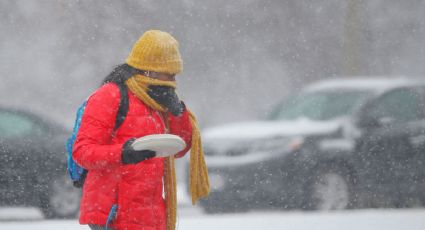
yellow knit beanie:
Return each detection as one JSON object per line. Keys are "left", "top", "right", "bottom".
{"left": 126, "top": 30, "right": 183, "bottom": 74}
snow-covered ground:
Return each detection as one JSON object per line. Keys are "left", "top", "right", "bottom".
{"left": 0, "top": 206, "right": 424, "bottom": 230}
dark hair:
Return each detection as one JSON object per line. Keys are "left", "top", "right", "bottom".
{"left": 102, "top": 63, "right": 146, "bottom": 85}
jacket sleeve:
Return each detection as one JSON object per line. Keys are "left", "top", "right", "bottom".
{"left": 168, "top": 103, "right": 193, "bottom": 158}
{"left": 72, "top": 83, "right": 124, "bottom": 170}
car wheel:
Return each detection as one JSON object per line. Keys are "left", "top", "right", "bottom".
{"left": 40, "top": 174, "right": 81, "bottom": 219}
{"left": 304, "top": 165, "right": 354, "bottom": 211}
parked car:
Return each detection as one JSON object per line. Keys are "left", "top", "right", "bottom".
{"left": 198, "top": 78, "right": 425, "bottom": 213}
{"left": 0, "top": 107, "right": 80, "bottom": 218}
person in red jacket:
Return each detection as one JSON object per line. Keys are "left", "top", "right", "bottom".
{"left": 73, "top": 30, "right": 195, "bottom": 230}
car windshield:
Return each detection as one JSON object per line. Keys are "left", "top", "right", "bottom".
{"left": 269, "top": 90, "right": 371, "bottom": 121}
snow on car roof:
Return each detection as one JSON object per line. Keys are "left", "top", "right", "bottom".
{"left": 305, "top": 77, "right": 425, "bottom": 93}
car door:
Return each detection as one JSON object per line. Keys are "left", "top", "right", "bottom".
{"left": 355, "top": 87, "right": 425, "bottom": 206}
{"left": 0, "top": 110, "right": 44, "bottom": 204}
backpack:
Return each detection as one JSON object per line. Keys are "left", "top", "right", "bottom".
{"left": 66, "top": 83, "right": 129, "bottom": 188}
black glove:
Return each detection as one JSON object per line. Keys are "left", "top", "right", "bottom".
{"left": 121, "top": 138, "right": 156, "bottom": 164}
{"left": 147, "top": 85, "right": 185, "bottom": 116}
{"left": 170, "top": 100, "right": 186, "bottom": 117}
{"left": 170, "top": 100, "right": 185, "bottom": 117}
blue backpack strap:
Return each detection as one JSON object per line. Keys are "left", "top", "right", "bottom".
{"left": 105, "top": 204, "right": 118, "bottom": 230}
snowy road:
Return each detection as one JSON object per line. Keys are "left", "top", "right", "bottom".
{"left": 0, "top": 207, "right": 424, "bottom": 230}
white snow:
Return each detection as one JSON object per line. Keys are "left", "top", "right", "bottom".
{"left": 203, "top": 118, "right": 343, "bottom": 140}
{"left": 0, "top": 208, "right": 43, "bottom": 221}
{"left": 305, "top": 77, "right": 424, "bottom": 94}
{"left": 1, "top": 207, "right": 425, "bottom": 230}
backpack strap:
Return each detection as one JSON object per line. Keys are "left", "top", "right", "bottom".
{"left": 113, "top": 82, "right": 129, "bottom": 132}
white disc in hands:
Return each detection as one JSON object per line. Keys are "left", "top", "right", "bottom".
{"left": 131, "top": 134, "right": 186, "bottom": 158}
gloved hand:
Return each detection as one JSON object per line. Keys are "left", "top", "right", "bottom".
{"left": 176, "top": 101, "right": 185, "bottom": 116}
{"left": 171, "top": 100, "right": 186, "bottom": 117}
{"left": 121, "top": 138, "right": 156, "bottom": 164}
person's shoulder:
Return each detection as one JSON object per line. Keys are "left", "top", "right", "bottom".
{"left": 89, "top": 82, "right": 121, "bottom": 103}
{"left": 97, "top": 82, "right": 121, "bottom": 93}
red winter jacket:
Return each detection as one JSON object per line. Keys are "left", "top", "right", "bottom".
{"left": 73, "top": 83, "right": 192, "bottom": 230}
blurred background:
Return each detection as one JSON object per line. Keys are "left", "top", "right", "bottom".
{"left": 1, "top": 0, "right": 424, "bottom": 127}
{"left": 0, "top": 0, "right": 425, "bottom": 229}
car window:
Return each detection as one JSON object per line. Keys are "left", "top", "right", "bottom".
{"left": 269, "top": 90, "right": 370, "bottom": 121}
{"left": 368, "top": 88, "right": 422, "bottom": 122}
{"left": 0, "top": 112, "right": 42, "bottom": 138}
